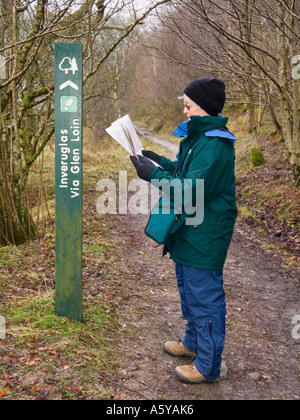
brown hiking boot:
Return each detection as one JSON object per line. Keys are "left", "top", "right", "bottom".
{"left": 164, "top": 341, "right": 196, "bottom": 357}
{"left": 175, "top": 363, "right": 208, "bottom": 384}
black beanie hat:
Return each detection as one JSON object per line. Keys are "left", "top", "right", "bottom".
{"left": 184, "top": 78, "right": 226, "bottom": 116}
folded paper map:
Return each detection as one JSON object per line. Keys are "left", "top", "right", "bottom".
{"left": 106, "top": 115, "right": 143, "bottom": 158}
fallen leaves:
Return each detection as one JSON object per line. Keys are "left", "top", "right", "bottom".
{"left": 0, "top": 388, "right": 9, "bottom": 397}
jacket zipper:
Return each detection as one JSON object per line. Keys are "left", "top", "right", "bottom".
{"left": 208, "top": 320, "right": 217, "bottom": 379}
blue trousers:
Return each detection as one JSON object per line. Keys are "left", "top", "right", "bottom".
{"left": 175, "top": 263, "right": 226, "bottom": 381}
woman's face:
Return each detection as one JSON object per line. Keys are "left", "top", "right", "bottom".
{"left": 183, "top": 94, "right": 209, "bottom": 120}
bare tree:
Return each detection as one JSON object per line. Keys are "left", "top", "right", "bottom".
{"left": 0, "top": 0, "right": 172, "bottom": 245}
{"left": 143, "top": 0, "right": 299, "bottom": 182}
{"left": 165, "top": 0, "right": 300, "bottom": 183}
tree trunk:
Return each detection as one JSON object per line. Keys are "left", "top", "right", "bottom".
{"left": 277, "top": 0, "right": 300, "bottom": 186}
{"left": 291, "top": 77, "right": 300, "bottom": 186}
{"left": 0, "top": 143, "right": 36, "bottom": 245}
{"left": 241, "top": 0, "right": 260, "bottom": 161}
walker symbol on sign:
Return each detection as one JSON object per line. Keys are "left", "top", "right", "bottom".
{"left": 59, "top": 57, "right": 78, "bottom": 75}
{"left": 61, "top": 96, "right": 78, "bottom": 113}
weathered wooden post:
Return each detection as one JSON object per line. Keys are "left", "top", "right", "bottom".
{"left": 54, "top": 43, "right": 83, "bottom": 322}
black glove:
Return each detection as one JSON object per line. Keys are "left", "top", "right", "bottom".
{"left": 130, "top": 155, "right": 156, "bottom": 182}
{"left": 142, "top": 150, "right": 162, "bottom": 164}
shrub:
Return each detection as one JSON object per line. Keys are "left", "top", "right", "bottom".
{"left": 251, "top": 148, "right": 265, "bottom": 167}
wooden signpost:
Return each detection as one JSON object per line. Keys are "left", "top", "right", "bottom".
{"left": 54, "top": 43, "right": 83, "bottom": 322}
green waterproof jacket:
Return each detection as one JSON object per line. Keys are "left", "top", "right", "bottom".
{"left": 148, "top": 115, "right": 237, "bottom": 271}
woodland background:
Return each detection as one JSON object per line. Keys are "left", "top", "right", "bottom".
{"left": 0, "top": 0, "right": 299, "bottom": 401}
{"left": 0, "top": 0, "right": 299, "bottom": 247}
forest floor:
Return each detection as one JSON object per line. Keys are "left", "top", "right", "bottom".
{"left": 0, "top": 126, "right": 299, "bottom": 400}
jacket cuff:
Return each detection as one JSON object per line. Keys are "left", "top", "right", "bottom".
{"left": 148, "top": 166, "right": 163, "bottom": 182}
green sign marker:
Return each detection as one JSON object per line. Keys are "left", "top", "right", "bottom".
{"left": 55, "top": 43, "right": 83, "bottom": 322}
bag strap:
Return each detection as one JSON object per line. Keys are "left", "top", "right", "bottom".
{"left": 173, "top": 159, "right": 182, "bottom": 176}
